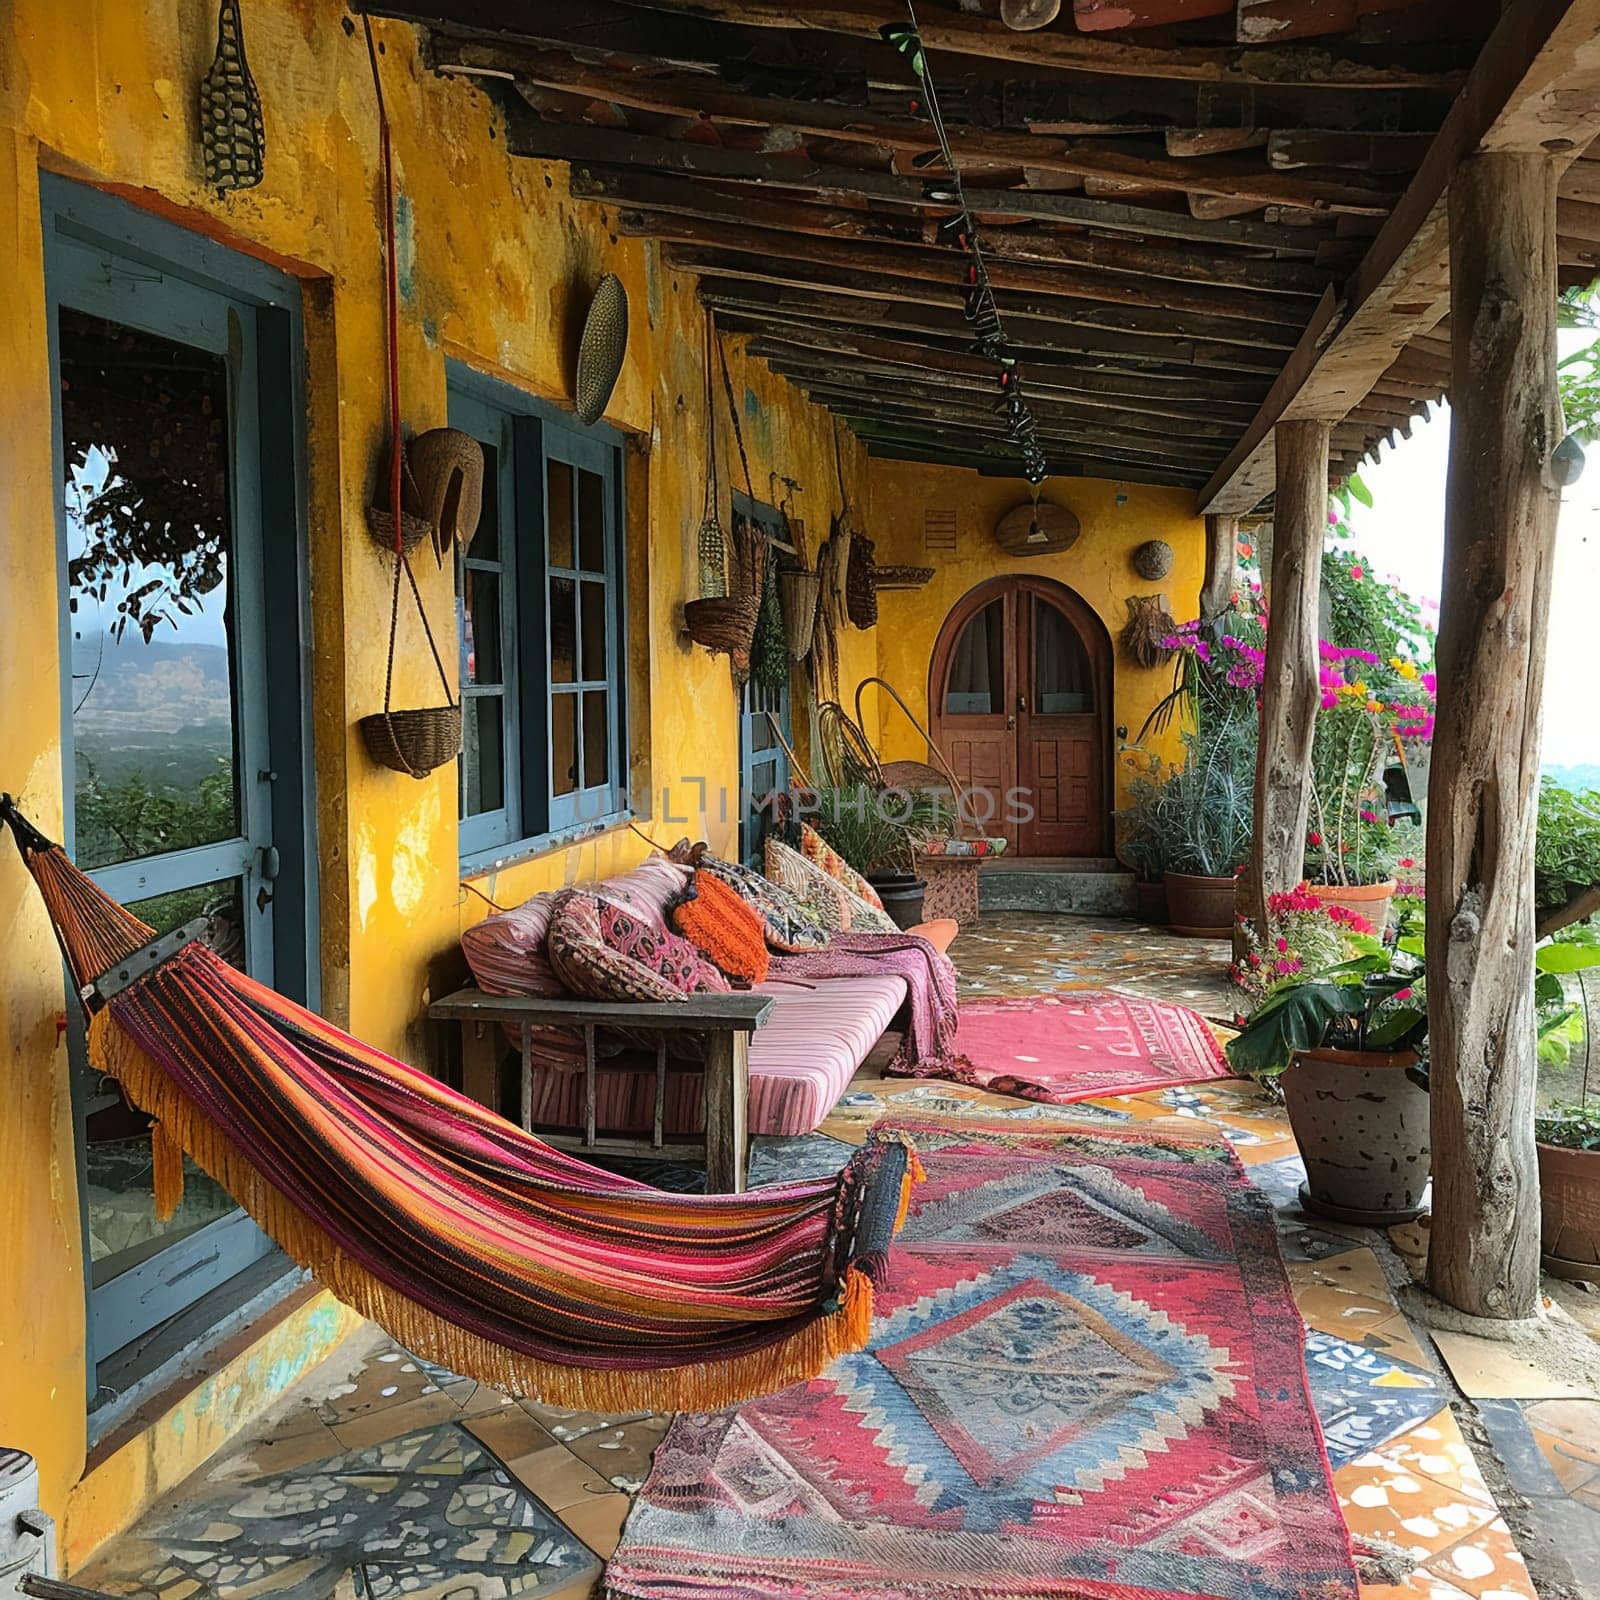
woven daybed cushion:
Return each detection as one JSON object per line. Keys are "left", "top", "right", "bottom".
{"left": 525, "top": 973, "right": 907, "bottom": 1137}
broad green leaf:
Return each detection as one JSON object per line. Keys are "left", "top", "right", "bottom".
{"left": 1536, "top": 941, "right": 1600, "bottom": 973}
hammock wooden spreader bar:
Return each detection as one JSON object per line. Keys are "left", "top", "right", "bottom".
{"left": 0, "top": 795, "right": 917, "bottom": 1412}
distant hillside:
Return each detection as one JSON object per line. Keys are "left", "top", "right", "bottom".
{"left": 71, "top": 634, "right": 233, "bottom": 793}
{"left": 1545, "top": 764, "right": 1600, "bottom": 793}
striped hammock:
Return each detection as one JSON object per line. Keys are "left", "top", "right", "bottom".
{"left": 1, "top": 797, "right": 916, "bottom": 1413}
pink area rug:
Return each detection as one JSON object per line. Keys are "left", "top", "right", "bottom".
{"left": 606, "top": 1117, "right": 1357, "bottom": 1600}
{"left": 897, "top": 990, "right": 1235, "bottom": 1104}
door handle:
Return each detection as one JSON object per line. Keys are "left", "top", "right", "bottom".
{"left": 1017, "top": 695, "right": 1028, "bottom": 714}
{"left": 258, "top": 845, "right": 281, "bottom": 881}
{"left": 1006, "top": 714, "right": 1016, "bottom": 730}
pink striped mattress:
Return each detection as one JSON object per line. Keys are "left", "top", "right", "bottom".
{"left": 523, "top": 973, "right": 907, "bottom": 1138}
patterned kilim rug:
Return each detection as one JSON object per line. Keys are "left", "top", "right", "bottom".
{"left": 607, "top": 1118, "right": 1358, "bottom": 1600}
{"left": 906, "top": 991, "right": 1235, "bottom": 1104}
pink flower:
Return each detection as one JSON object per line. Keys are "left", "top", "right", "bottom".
{"left": 1307, "top": 831, "right": 1323, "bottom": 847}
{"left": 1359, "top": 808, "right": 1381, "bottom": 824}
{"left": 1395, "top": 987, "right": 1414, "bottom": 1001}
{"left": 1398, "top": 858, "right": 1415, "bottom": 869}
{"left": 1350, "top": 565, "right": 1364, "bottom": 580}
{"left": 1275, "top": 936, "right": 1289, "bottom": 953}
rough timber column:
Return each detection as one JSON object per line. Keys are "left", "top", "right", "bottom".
{"left": 1426, "top": 150, "right": 1561, "bottom": 1321}
{"left": 1200, "top": 513, "right": 1239, "bottom": 624}
{"left": 1245, "top": 420, "right": 1328, "bottom": 936}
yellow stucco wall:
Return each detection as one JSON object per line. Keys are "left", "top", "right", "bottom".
{"left": 0, "top": 0, "right": 1199, "bottom": 1561}
{"left": 0, "top": 0, "right": 879, "bottom": 1550}
{"left": 863, "top": 461, "right": 1202, "bottom": 818}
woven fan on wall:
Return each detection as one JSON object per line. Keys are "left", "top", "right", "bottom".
{"left": 199, "top": 0, "right": 265, "bottom": 193}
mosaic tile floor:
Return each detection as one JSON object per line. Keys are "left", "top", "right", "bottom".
{"left": 77, "top": 914, "right": 1600, "bottom": 1600}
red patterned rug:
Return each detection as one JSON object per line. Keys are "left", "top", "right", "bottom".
{"left": 607, "top": 1118, "right": 1357, "bottom": 1600}
{"left": 904, "top": 991, "right": 1235, "bottom": 1104}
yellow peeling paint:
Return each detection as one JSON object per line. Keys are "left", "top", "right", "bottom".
{"left": 0, "top": 0, "right": 1201, "bottom": 1562}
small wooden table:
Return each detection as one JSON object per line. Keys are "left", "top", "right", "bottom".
{"left": 428, "top": 989, "right": 774, "bottom": 1193}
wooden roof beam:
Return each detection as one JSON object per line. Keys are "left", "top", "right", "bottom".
{"left": 1199, "top": 0, "right": 1600, "bottom": 514}
{"left": 602, "top": 0, "right": 1467, "bottom": 90}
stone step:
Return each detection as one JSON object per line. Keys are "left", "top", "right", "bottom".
{"left": 977, "top": 863, "right": 1136, "bottom": 916}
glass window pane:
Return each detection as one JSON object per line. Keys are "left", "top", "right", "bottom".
{"left": 1035, "top": 599, "right": 1092, "bottom": 713}
{"left": 462, "top": 570, "right": 501, "bottom": 687}
{"left": 60, "top": 307, "right": 242, "bottom": 870}
{"left": 582, "top": 688, "right": 609, "bottom": 791}
{"left": 945, "top": 598, "right": 1005, "bottom": 715}
{"left": 580, "top": 580, "right": 608, "bottom": 682}
{"left": 577, "top": 467, "right": 606, "bottom": 573}
{"left": 87, "top": 878, "right": 246, "bottom": 1275}
{"left": 467, "top": 438, "right": 500, "bottom": 561}
{"left": 547, "top": 458, "right": 573, "bottom": 568}
{"left": 552, "top": 692, "right": 578, "bottom": 797}
{"left": 462, "top": 695, "right": 505, "bottom": 818}
{"left": 550, "top": 576, "right": 576, "bottom": 683}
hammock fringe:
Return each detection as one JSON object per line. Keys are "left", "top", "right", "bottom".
{"left": 88, "top": 1008, "right": 884, "bottom": 1413}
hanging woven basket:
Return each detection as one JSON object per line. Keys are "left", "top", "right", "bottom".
{"left": 409, "top": 427, "right": 484, "bottom": 562}
{"left": 365, "top": 440, "right": 432, "bottom": 557}
{"left": 359, "top": 704, "right": 463, "bottom": 778}
{"left": 1121, "top": 594, "right": 1178, "bottom": 669}
{"left": 684, "top": 591, "right": 761, "bottom": 655}
{"left": 846, "top": 529, "right": 879, "bottom": 629}
{"left": 778, "top": 566, "right": 820, "bottom": 661}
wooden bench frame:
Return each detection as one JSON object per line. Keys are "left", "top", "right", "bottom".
{"left": 428, "top": 989, "right": 774, "bottom": 1193}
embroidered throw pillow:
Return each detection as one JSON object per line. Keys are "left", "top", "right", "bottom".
{"left": 695, "top": 851, "right": 832, "bottom": 952}
{"left": 595, "top": 898, "right": 730, "bottom": 996}
{"left": 766, "top": 836, "right": 900, "bottom": 935}
{"left": 546, "top": 891, "right": 686, "bottom": 1005}
{"left": 798, "top": 821, "right": 886, "bottom": 911}
{"left": 670, "top": 869, "right": 771, "bottom": 985}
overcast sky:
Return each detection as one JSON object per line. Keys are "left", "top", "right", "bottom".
{"left": 1341, "top": 358, "right": 1600, "bottom": 771}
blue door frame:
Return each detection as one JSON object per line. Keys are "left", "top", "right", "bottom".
{"left": 41, "top": 176, "right": 318, "bottom": 1386}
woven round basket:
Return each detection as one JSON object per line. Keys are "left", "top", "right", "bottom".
{"left": 576, "top": 273, "right": 629, "bottom": 426}
{"left": 1132, "top": 538, "right": 1175, "bottom": 580}
{"left": 684, "top": 592, "right": 760, "bottom": 655}
{"left": 409, "top": 427, "right": 484, "bottom": 557}
{"left": 366, "top": 442, "right": 431, "bottom": 556}
{"left": 846, "top": 530, "right": 878, "bottom": 629}
{"left": 874, "top": 564, "right": 935, "bottom": 591}
{"left": 359, "top": 704, "right": 462, "bottom": 778}
{"left": 777, "top": 567, "right": 820, "bottom": 661}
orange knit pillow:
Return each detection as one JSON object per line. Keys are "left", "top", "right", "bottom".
{"left": 670, "top": 868, "right": 770, "bottom": 985}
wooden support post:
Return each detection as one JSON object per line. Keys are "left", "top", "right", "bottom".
{"left": 702, "top": 1030, "right": 751, "bottom": 1195}
{"left": 1200, "top": 512, "right": 1239, "bottom": 623}
{"left": 1245, "top": 419, "right": 1328, "bottom": 937}
{"left": 1425, "top": 150, "right": 1561, "bottom": 1322}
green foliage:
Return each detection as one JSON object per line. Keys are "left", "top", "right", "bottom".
{"left": 1225, "top": 911, "right": 1427, "bottom": 1079}
{"left": 74, "top": 758, "right": 235, "bottom": 873}
{"left": 752, "top": 554, "right": 788, "bottom": 690}
{"left": 1558, "top": 284, "right": 1600, "bottom": 445}
{"left": 1534, "top": 1102, "right": 1600, "bottom": 1151}
{"left": 1122, "top": 713, "right": 1255, "bottom": 879}
{"left": 803, "top": 782, "right": 951, "bottom": 879}
{"left": 1535, "top": 780, "right": 1600, "bottom": 918}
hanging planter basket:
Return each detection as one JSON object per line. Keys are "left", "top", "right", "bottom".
{"left": 778, "top": 566, "right": 820, "bottom": 661}
{"left": 365, "top": 440, "right": 432, "bottom": 557}
{"left": 684, "top": 590, "right": 761, "bottom": 655}
{"left": 409, "top": 427, "right": 484, "bottom": 563}
{"left": 846, "top": 529, "right": 879, "bottom": 629}
{"left": 360, "top": 703, "right": 462, "bottom": 778}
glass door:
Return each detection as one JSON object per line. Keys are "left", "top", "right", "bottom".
{"left": 49, "top": 217, "right": 283, "bottom": 1372}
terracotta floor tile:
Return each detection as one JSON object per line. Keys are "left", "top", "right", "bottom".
{"left": 326, "top": 1386, "right": 464, "bottom": 1450}
{"left": 564, "top": 1415, "right": 671, "bottom": 1493}
{"left": 1430, "top": 1331, "right": 1597, "bottom": 1401}
{"left": 1374, "top": 1409, "right": 1496, "bottom": 1508}
{"left": 1335, "top": 1453, "right": 1501, "bottom": 1565}
{"left": 559, "top": 1491, "right": 634, "bottom": 1558}
{"left": 1291, "top": 1248, "right": 1394, "bottom": 1297}
{"left": 314, "top": 1346, "right": 468, "bottom": 1424}
{"left": 1423, "top": 1516, "right": 1538, "bottom": 1599}
{"left": 1528, "top": 1426, "right": 1600, "bottom": 1492}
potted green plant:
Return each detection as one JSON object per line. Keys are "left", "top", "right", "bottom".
{"left": 1117, "top": 749, "right": 1171, "bottom": 925}
{"left": 805, "top": 782, "right": 949, "bottom": 929}
{"left": 1536, "top": 1103, "right": 1600, "bottom": 1283}
{"left": 1228, "top": 897, "right": 1430, "bottom": 1224}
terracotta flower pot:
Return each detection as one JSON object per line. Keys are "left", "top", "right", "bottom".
{"left": 1281, "top": 1046, "right": 1429, "bottom": 1225}
{"left": 1303, "top": 877, "right": 1397, "bottom": 934}
{"left": 1164, "top": 870, "right": 1235, "bottom": 938}
{"left": 1537, "top": 1140, "right": 1600, "bottom": 1283}
{"left": 1134, "top": 878, "right": 1169, "bottom": 926}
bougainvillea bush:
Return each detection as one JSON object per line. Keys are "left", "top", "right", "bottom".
{"left": 1231, "top": 884, "right": 1379, "bottom": 1013}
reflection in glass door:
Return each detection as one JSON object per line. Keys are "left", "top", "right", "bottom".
{"left": 48, "top": 200, "right": 291, "bottom": 1375}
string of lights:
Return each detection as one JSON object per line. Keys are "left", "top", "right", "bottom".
{"left": 880, "top": 5, "right": 1049, "bottom": 487}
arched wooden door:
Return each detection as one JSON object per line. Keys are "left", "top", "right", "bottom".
{"left": 930, "top": 577, "right": 1112, "bottom": 857}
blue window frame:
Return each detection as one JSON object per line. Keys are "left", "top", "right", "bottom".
{"left": 449, "top": 367, "right": 629, "bottom": 866}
